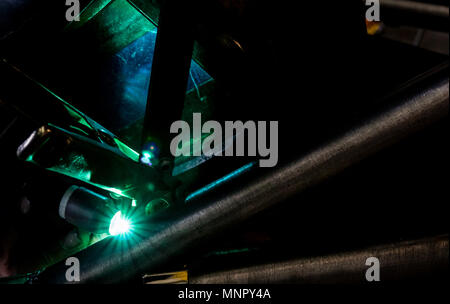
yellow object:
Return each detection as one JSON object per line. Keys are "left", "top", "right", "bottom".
{"left": 366, "top": 20, "right": 382, "bottom": 35}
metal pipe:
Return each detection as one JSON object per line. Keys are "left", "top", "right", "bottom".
{"left": 37, "top": 66, "right": 449, "bottom": 283}
{"left": 140, "top": 0, "right": 195, "bottom": 166}
{"left": 373, "top": 0, "right": 449, "bottom": 31}
{"left": 380, "top": 0, "right": 449, "bottom": 19}
{"left": 190, "top": 235, "right": 449, "bottom": 283}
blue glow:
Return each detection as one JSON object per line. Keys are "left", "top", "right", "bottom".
{"left": 140, "top": 155, "right": 153, "bottom": 166}
{"left": 140, "top": 142, "right": 160, "bottom": 166}
{"left": 102, "top": 29, "right": 213, "bottom": 130}
{"left": 185, "top": 162, "right": 255, "bottom": 202}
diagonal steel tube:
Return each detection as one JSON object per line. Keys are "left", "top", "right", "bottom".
{"left": 190, "top": 235, "right": 449, "bottom": 283}
{"left": 37, "top": 65, "right": 449, "bottom": 283}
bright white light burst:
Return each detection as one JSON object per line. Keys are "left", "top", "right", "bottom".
{"left": 109, "top": 211, "right": 131, "bottom": 236}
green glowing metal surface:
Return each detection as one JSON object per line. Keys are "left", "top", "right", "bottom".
{"left": 72, "top": 0, "right": 156, "bottom": 54}
{"left": 64, "top": 105, "right": 93, "bottom": 130}
{"left": 103, "top": 187, "right": 125, "bottom": 197}
{"left": 69, "top": 125, "right": 90, "bottom": 136}
{"left": 114, "top": 138, "right": 140, "bottom": 162}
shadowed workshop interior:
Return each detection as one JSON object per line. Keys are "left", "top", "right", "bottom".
{"left": 0, "top": 0, "right": 448, "bottom": 284}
